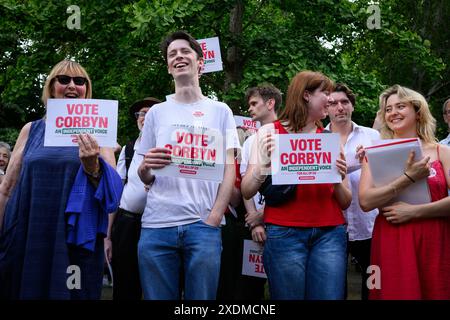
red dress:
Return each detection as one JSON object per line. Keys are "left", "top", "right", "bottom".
{"left": 369, "top": 147, "right": 450, "bottom": 299}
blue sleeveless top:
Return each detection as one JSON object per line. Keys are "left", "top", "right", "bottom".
{"left": 0, "top": 119, "right": 104, "bottom": 299}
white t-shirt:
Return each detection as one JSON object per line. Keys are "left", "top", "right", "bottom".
{"left": 138, "top": 97, "right": 240, "bottom": 228}
{"left": 326, "top": 122, "right": 380, "bottom": 241}
{"left": 240, "top": 134, "right": 264, "bottom": 211}
{"left": 116, "top": 138, "right": 147, "bottom": 214}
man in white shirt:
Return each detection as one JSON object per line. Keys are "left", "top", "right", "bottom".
{"left": 110, "top": 97, "right": 160, "bottom": 300}
{"left": 439, "top": 99, "right": 450, "bottom": 145}
{"left": 326, "top": 83, "right": 379, "bottom": 300}
{"left": 217, "top": 84, "right": 281, "bottom": 300}
{"left": 138, "top": 31, "right": 240, "bottom": 300}
{"left": 241, "top": 85, "right": 281, "bottom": 243}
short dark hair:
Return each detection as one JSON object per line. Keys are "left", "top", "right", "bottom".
{"left": 333, "top": 83, "right": 356, "bottom": 106}
{"left": 245, "top": 84, "right": 282, "bottom": 110}
{"left": 160, "top": 31, "right": 203, "bottom": 63}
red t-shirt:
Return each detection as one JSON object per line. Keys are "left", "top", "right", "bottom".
{"left": 264, "top": 120, "right": 345, "bottom": 227}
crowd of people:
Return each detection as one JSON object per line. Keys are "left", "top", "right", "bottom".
{"left": 0, "top": 30, "right": 449, "bottom": 300}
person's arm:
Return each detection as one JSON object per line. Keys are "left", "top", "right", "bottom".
{"left": 241, "top": 125, "right": 274, "bottom": 199}
{"left": 333, "top": 152, "right": 352, "bottom": 210}
{"left": 359, "top": 150, "right": 430, "bottom": 212}
{"left": 116, "top": 145, "right": 127, "bottom": 184}
{"left": 0, "top": 122, "right": 31, "bottom": 231}
{"left": 205, "top": 149, "right": 236, "bottom": 227}
{"left": 78, "top": 134, "right": 116, "bottom": 187}
{"left": 380, "top": 145, "right": 450, "bottom": 223}
{"left": 104, "top": 211, "right": 115, "bottom": 262}
{"left": 229, "top": 183, "right": 242, "bottom": 208}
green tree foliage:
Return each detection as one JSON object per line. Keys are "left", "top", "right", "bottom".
{"left": 1, "top": 0, "right": 449, "bottom": 147}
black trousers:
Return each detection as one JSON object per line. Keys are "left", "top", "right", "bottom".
{"left": 217, "top": 213, "right": 266, "bottom": 300}
{"left": 111, "top": 208, "right": 142, "bottom": 300}
{"left": 348, "top": 238, "right": 372, "bottom": 300}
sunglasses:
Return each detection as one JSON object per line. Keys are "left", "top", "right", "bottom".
{"left": 54, "top": 75, "right": 88, "bottom": 86}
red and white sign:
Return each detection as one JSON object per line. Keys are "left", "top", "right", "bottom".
{"left": 197, "top": 37, "right": 223, "bottom": 74}
{"left": 242, "top": 240, "right": 267, "bottom": 279}
{"left": 234, "top": 115, "right": 260, "bottom": 134}
{"left": 154, "top": 124, "right": 225, "bottom": 182}
{"left": 44, "top": 98, "right": 118, "bottom": 147}
{"left": 271, "top": 133, "right": 341, "bottom": 185}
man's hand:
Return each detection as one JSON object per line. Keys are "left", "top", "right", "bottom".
{"left": 245, "top": 211, "right": 264, "bottom": 229}
{"left": 104, "top": 237, "right": 112, "bottom": 262}
{"left": 251, "top": 225, "right": 266, "bottom": 244}
{"left": 142, "top": 147, "right": 171, "bottom": 170}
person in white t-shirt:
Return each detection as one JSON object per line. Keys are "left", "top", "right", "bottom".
{"left": 326, "top": 83, "right": 379, "bottom": 300}
{"left": 109, "top": 97, "right": 160, "bottom": 300}
{"left": 137, "top": 31, "right": 240, "bottom": 300}
{"left": 241, "top": 85, "right": 281, "bottom": 244}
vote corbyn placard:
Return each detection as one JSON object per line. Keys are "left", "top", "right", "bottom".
{"left": 154, "top": 124, "right": 225, "bottom": 182}
{"left": 197, "top": 37, "right": 223, "bottom": 74}
{"left": 271, "top": 133, "right": 341, "bottom": 185}
{"left": 242, "top": 240, "right": 267, "bottom": 279}
{"left": 233, "top": 115, "right": 260, "bottom": 134}
{"left": 44, "top": 99, "right": 118, "bottom": 147}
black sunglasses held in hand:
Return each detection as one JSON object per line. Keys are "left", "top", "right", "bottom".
{"left": 55, "top": 75, "right": 88, "bottom": 86}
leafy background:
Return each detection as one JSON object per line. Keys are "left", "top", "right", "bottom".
{"left": 1, "top": 0, "right": 449, "bottom": 147}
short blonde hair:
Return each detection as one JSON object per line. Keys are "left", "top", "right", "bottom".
{"left": 41, "top": 60, "right": 92, "bottom": 105}
{"left": 379, "top": 84, "right": 436, "bottom": 143}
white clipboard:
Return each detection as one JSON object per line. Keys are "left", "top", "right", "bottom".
{"left": 365, "top": 138, "right": 431, "bottom": 205}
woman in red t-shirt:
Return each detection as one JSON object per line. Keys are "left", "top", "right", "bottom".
{"left": 359, "top": 85, "right": 450, "bottom": 299}
{"left": 241, "top": 70, "right": 351, "bottom": 299}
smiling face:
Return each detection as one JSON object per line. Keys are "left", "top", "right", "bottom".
{"left": 51, "top": 71, "right": 87, "bottom": 99}
{"left": 167, "top": 39, "right": 204, "bottom": 80}
{"left": 0, "top": 147, "right": 9, "bottom": 171}
{"left": 328, "top": 91, "right": 354, "bottom": 125}
{"left": 304, "top": 86, "right": 331, "bottom": 121}
{"left": 384, "top": 93, "right": 417, "bottom": 134}
{"left": 42, "top": 61, "right": 91, "bottom": 105}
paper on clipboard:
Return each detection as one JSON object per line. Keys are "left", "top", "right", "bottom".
{"left": 365, "top": 138, "right": 431, "bottom": 205}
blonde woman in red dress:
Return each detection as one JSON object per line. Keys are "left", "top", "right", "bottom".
{"left": 359, "top": 84, "right": 450, "bottom": 299}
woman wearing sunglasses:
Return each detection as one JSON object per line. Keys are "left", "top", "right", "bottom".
{"left": 0, "top": 60, "right": 119, "bottom": 299}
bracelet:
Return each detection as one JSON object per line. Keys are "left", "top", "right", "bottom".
{"left": 404, "top": 172, "right": 415, "bottom": 183}
{"left": 84, "top": 163, "right": 102, "bottom": 179}
{"left": 252, "top": 169, "right": 266, "bottom": 184}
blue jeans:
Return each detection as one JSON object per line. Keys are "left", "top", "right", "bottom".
{"left": 263, "top": 224, "right": 347, "bottom": 300}
{"left": 138, "top": 220, "right": 222, "bottom": 300}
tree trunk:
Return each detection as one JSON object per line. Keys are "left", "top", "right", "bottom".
{"left": 224, "top": 0, "right": 244, "bottom": 111}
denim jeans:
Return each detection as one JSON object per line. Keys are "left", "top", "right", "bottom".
{"left": 263, "top": 224, "right": 347, "bottom": 300}
{"left": 138, "top": 220, "right": 222, "bottom": 300}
